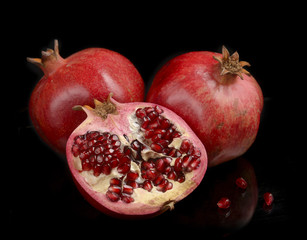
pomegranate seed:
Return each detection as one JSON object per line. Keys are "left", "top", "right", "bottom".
{"left": 108, "top": 185, "right": 121, "bottom": 194}
{"left": 142, "top": 180, "right": 153, "bottom": 191}
{"left": 164, "top": 157, "right": 172, "bottom": 165}
{"left": 71, "top": 144, "right": 80, "bottom": 157}
{"left": 74, "top": 135, "right": 84, "bottom": 145}
{"left": 106, "top": 191, "right": 120, "bottom": 202}
{"left": 164, "top": 128, "right": 174, "bottom": 141}
{"left": 151, "top": 143, "right": 163, "bottom": 153}
{"left": 263, "top": 192, "right": 274, "bottom": 206}
{"left": 176, "top": 172, "right": 185, "bottom": 183}
{"left": 187, "top": 157, "right": 201, "bottom": 172}
{"left": 217, "top": 197, "right": 231, "bottom": 209}
{"left": 180, "top": 139, "right": 191, "bottom": 153}
{"left": 155, "top": 158, "right": 166, "bottom": 172}
{"left": 156, "top": 139, "right": 169, "bottom": 148}
{"left": 123, "top": 185, "right": 134, "bottom": 195}
{"left": 154, "top": 105, "right": 163, "bottom": 114}
{"left": 156, "top": 179, "right": 171, "bottom": 192}
{"left": 235, "top": 177, "right": 248, "bottom": 189}
{"left": 126, "top": 171, "right": 139, "bottom": 181}
{"left": 101, "top": 163, "right": 111, "bottom": 175}
{"left": 121, "top": 194, "right": 134, "bottom": 203}
{"left": 143, "top": 169, "right": 157, "bottom": 181}
{"left": 136, "top": 108, "right": 147, "bottom": 118}
{"left": 164, "top": 181, "right": 173, "bottom": 191}
{"left": 166, "top": 148, "right": 176, "bottom": 157}
{"left": 112, "top": 140, "right": 121, "bottom": 148}
{"left": 127, "top": 180, "right": 138, "bottom": 189}
{"left": 153, "top": 174, "right": 165, "bottom": 186}
{"left": 93, "top": 164, "right": 102, "bottom": 176}
{"left": 110, "top": 178, "right": 121, "bottom": 186}
{"left": 148, "top": 111, "right": 159, "bottom": 121}
{"left": 167, "top": 171, "right": 177, "bottom": 180}
{"left": 172, "top": 131, "right": 182, "bottom": 138}
{"left": 120, "top": 155, "right": 131, "bottom": 164}
{"left": 174, "top": 157, "right": 183, "bottom": 172}
{"left": 192, "top": 148, "right": 201, "bottom": 157}
{"left": 181, "top": 155, "right": 192, "bottom": 170}
{"left": 117, "top": 163, "right": 130, "bottom": 174}
{"left": 148, "top": 119, "right": 161, "bottom": 129}
{"left": 131, "top": 140, "right": 144, "bottom": 151}
{"left": 151, "top": 134, "right": 163, "bottom": 143}
{"left": 82, "top": 159, "right": 91, "bottom": 171}
{"left": 141, "top": 161, "right": 154, "bottom": 170}
{"left": 144, "top": 129, "right": 154, "bottom": 138}
{"left": 141, "top": 117, "right": 150, "bottom": 129}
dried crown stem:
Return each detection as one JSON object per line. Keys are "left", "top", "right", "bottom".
{"left": 73, "top": 93, "right": 117, "bottom": 120}
{"left": 213, "top": 45, "right": 251, "bottom": 80}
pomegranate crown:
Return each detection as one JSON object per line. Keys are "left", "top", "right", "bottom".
{"left": 27, "top": 39, "right": 65, "bottom": 75}
{"left": 213, "top": 45, "right": 251, "bottom": 80}
{"left": 72, "top": 93, "right": 118, "bottom": 119}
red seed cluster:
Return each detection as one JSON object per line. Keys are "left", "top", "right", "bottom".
{"left": 71, "top": 105, "right": 202, "bottom": 203}
{"left": 71, "top": 131, "right": 123, "bottom": 176}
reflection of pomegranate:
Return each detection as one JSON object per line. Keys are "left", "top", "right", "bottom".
{"left": 66, "top": 94, "right": 207, "bottom": 218}
{"left": 28, "top": 40, "right": 144, "bottom": 156}
{"left": 172, "top": 158, "right": 258, "bottom": 236}
{"left": 147, "top": 46, "right": 263, "bottom": 166}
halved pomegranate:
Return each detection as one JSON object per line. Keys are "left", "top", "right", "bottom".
{"left": 66, "top": 94, "right": 207, "bottom": 218}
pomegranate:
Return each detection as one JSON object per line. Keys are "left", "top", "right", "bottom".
{"left": 146, "top": 46, "right": 263, "bottom": 166}
{"left": 66, "top": 94, "right": 207, "bottom": 218}
{"left": 27, "top": 40, "right": 144, "bottom": 156}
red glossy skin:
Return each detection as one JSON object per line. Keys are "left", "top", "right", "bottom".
{"left": 29, "top": 48, "right": 144, "bottom": 156}
{"left": 147, "top": 51, "right": 263, "bottom": 166}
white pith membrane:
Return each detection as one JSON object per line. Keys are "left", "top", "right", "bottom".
{"left": 67, "top": 96, "right": 207, "bottom": 216}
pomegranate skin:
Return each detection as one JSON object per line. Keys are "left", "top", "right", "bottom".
{"left": 28, "top": 41, "right": 144, "bottom": 156}
{"left": 147, "top": 49, "right": 263, "bottom": 167}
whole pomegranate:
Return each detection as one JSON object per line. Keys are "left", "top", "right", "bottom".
{"left": 66, "top": 93, "right": 207, "bottom": 218}
{"left": 27, "top": 40, "right": 144, "bottom": 156}
{"left": 147, "top": 46, "right": 263, "bottom": 167}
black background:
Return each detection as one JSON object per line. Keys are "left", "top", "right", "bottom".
{"left": 9, "top": 4, "right": 303, "bottom": 239}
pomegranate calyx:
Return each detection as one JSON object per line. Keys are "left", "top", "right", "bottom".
{"left": 27, "top": 39, "right": 65, "bottom": 76}
{"left": 73, "top": 93, "right": 118, "bottom": 120}
{"left": 213, "top": 45, "right": 251, "bottom": 80}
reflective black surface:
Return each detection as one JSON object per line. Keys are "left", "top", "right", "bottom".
{"left": 10, "top": 8, "right": 302, "bottom": 239}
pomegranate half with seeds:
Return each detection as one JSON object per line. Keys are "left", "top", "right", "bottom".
{"left": 66, "top": 94, "right": 207, "bottom": 218}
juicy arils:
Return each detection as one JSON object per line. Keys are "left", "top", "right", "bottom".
{"left": 66, "top": 94, "right": 207, "bottom": 218}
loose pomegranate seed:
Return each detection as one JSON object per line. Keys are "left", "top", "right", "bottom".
{"left": 263, "top": 192, "right": 274, "bottom": 206}
{"left": 217, "top": 197, "right": 231, "bottom": 209}
{"left": 72, "top": 105, "right": 203, "bottom": 204}
{"left": 236, "top": 177, "right": 248, "bottom": 189}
